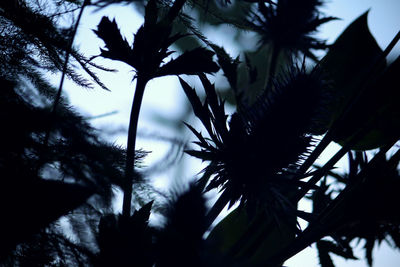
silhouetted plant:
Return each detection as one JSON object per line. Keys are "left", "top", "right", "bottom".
{"left": 1, "top": 0, "right": 400, "bottom": 266}
{"left": 94, "top": 0, "right": 219, "bottom": 219}
{"left": 245, "top": 0, "right": 336, "bottom": 87}
{"left": 154, "top": 183, "right": 208, "bottom": 267}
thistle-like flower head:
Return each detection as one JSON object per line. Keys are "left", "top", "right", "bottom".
{"left": 183, "top": 66, "right": 327, "bottom": 217}
{"left": 248, "top": 0, "right": 336, "bottom": 59}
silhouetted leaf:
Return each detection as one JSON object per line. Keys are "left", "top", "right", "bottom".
{"left": 365, "top": 238, "right": 374, "bottom": 267}
{"left": 198, "top": 74, "right": 229, "bottom": 140}
{"left": 317, "top": 11, "right": 386, "bottom": 141}
{"left": 96, "top": 201, "right": 154, "bottom": 267}
{"left": 337, "top": 55, "right": 400, "bottom": 150}
{"left": 94, "top": 17, "right": 135, "bottom": 66}
{"left": 132, "top": 200, "right": 153, "bottom": 224}
{"left": 179, "top": 77, "right": 213, "bottom": 133}
{"left": 207, "top": 205, "right": 296, "bottom": 266}
{"left": 183, "top": 122, "right": 209, "bottom": 147}
{"left": 207, "top": 207, "right": 249, "bottom": 257}
{"left": 210, "top": 44, "right": 240, "bottom": 90}
{"left": 317, "top": 240, "right": 357, "bottom": 261}
{"left": 316, "top": 240, "right": 335, "bottom": 267}
{"left": 156, "top": 47, "right": 219, "bottom": 77}
{"left": 185, "top": 149, "right": 215, "bottom": 161}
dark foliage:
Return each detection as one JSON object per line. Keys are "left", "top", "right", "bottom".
{"left": 313, "top": 151, "right": 400, "bottom": 267}
{"left": 94, "top": 0, "right": 219, "bottom": 81}
{"left": 0, "top": 74, "right": 148, "bottom": 262}
{"left": 96, "top": 202, "right": 154, "bottom": 267}
{"left": 0, "top": 0, "right": 110, "bottom": 90}
{"left": 247, "top": 0, "right": 336, "bottom": 59}
{"left": 155, "top": 184, "right": 208, "bottom": 267}
{"left": 1, "top": 0, "right": 399, "bottom": 266}
{"left": 94, "top": 184, "right": 209, "bottom": 267}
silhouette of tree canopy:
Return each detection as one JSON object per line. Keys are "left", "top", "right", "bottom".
{"left": 0, "top": 0, "right": 399, "bottom": 266}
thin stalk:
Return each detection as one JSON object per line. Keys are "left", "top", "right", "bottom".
{"left": 269, "top": 145, "right": 398, "bottom": 265}
{"left": 298, "top": 131, "right": 332, "bottom": 174}
{"left": 205, "top": 189, "right": 231, "bottom": 228}
{"left": 265, "top": 44, "right": 280, "bottom": 90}
{"left": 295, "top": 106, "right": 387, "bottom": 203}
{"left": 37, "top": 0, "right": 89, "bottom": 174}
{"left": 122, "top": 77, "right": 148, "bottom": 218}
{"left": 315, "top": 146, "right": 397, "bottom": 227}
{"left": 166, "top": 0, "right": 187, "bottom": 23}
{"left": 295, "top": 140, "right": 350, "bottom": 202}
{"left": 44, "top": 0, "right": 90, "bottom": 145}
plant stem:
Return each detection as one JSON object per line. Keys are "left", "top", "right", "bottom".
{"left": 122, "top": 77, "right": 148, "bottom": 218}
{"left": 294, "top": 114, "right": 381, "bottom": 203}
{"left": 37, "top": 1, "right": 89, "bottom": 174}
{"left": 265, "top": 44, "right": 280, "bottom": 90}
{"left": 165, "top": 0, "right": 187, "bottom": 23}
{"left": 298, "top": 132, "right": 332, "bottom": 174}
{"left": 205, "top": 189, "right": 231, "bottom": 228}
{"left": 45, "top": 0, "right": 89, "bottom": 144}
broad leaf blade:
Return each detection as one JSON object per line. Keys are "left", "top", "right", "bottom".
{"left": 340, "top": 56, "right": 400, "bottom": 150}
{"left": 207, "top": 205, "right": 296, "bottom": 265}
{"left": 316, "top": 11, "right": 386, "bottom": 139}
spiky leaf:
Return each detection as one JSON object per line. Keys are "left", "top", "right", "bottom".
{"left": 156, "top": 47, "right": 219, "bottom": 77}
